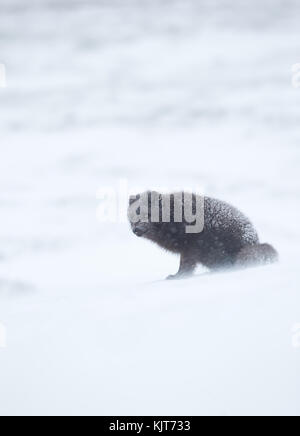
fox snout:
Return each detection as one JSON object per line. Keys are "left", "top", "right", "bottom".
{"left": 131, "top": 221, "right": 149, "bottom": 237}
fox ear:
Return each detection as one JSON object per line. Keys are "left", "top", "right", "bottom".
{"left": 129, "top": 196, "right": 136, "bottom": 206}
{"left": 129, "top": 195, "right": 139, "bottom": 206}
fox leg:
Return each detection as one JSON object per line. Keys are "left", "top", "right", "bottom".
{"left": 167, "top": 252, "right": 197, "bottom": 280}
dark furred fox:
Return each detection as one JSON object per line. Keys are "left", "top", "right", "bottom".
{"left": 128, "top": 192, "right": 278, "bottom": 280}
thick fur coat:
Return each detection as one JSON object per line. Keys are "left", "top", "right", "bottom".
{"left": 128, "top": 192, "right": 278, "bottom": 280}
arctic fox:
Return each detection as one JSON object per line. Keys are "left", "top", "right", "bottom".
{"left": 128, "top": 192, "right": 278, "bottom": 280}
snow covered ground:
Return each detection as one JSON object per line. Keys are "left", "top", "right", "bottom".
{"left": 0, "top": 0, "right": 300, "bottom": 416}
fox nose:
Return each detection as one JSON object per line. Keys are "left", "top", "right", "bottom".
{"left": 132, "top": 221, "right": 148, "bottom": 237}
{"left": 133, "top": 227, "right": 144, "bottom": 237}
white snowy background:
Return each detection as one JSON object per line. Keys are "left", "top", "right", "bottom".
{"left": 0, "top": 0, "right": 300, "bottom": 416}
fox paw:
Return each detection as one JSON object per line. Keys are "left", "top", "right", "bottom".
{"left": 166, "top": 273, "right": 191, "bottom": 281}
